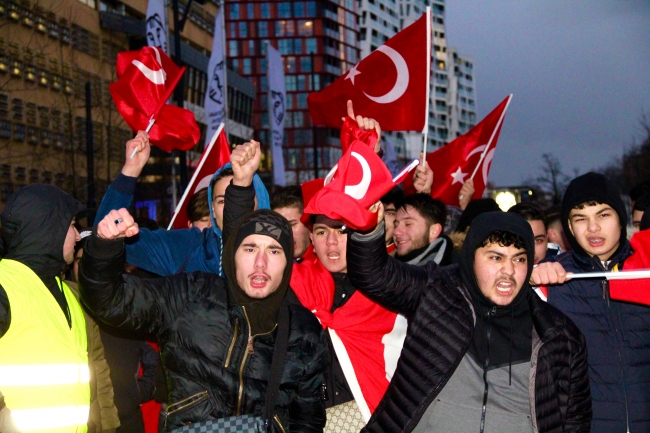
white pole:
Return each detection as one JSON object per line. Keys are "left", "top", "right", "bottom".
{"left": 421, "top": 7, "right": 432, "bottom": 166}
{"left": 567, "top": 270, "right": 650, "bottom": 280}
{"left": 168, "top": 123, "right": 224, "bottom": 229}
{"left": 220, "top": 2, "right": 230, "bottom": 139}
{"left": 470, "top": 94, "right": 513, "bottom": 180}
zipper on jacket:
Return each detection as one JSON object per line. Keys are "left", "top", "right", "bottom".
{"left": 479, "top": 307, "right": 496, "bottom": 433}
{"left": 224, "top": 318, "right": 240, "bottom": 368}
{"left": 165, "top": 390, "right": 209, "bottom": 416}
{"left": 273, "top": 414, "right": 287, "bottom": 433}
{"left": 236, "top": 307, "right": 253, "bottom": 416}
{"left": 235, "top": 307, "right": 277, "bottom": 416}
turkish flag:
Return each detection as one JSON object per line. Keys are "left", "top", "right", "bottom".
{"left": 302, "top": 141, "right": 414, "bottom": 231}
{"left": 609, "top": 229, "right": 650, "bottom": 305}
{"left": 404, "top": 95, "right": 513, "bottom": 207}
{"left": 291, "top": 258, "right": 406, "bottom": 418}
{"left": 307, "top": 11, "right": 429, "bottom": 131}
{"left": 110, "top": 46, "right": 201, "bottom": 152}
{"left": 167, "top": 124, "right": 231, "bottom": 229}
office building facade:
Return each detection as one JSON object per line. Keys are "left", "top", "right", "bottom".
{"left": 0, "top": 0, "right": 254, "bottom": 223}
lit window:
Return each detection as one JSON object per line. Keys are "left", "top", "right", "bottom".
{"left": 229, "top": 40, "right": 238, "bottom": 57}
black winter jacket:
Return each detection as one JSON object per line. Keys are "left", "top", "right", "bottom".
{"left": 347, "top": 226, "right": 592, "bottom": 433}
{"left": 79, "top": 236, "right": 327, "bottom": 432}
{"left": 546, "top": 241, "right": 650, "bottom": 432}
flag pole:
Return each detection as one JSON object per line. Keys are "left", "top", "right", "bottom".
{"left": 567, "top": 270, "right": 650, "bottom": 280}
{"left": 421, "top": 7, "right": 432, "bottom": 165}
{"left": 220, "top": 4, "right": 229, "bottom": 139}
{"left": 470, "top": 94, "right": 513, "bottom": 180}
{"left": 167, "top": 123, "right": 225, "bottom": 229}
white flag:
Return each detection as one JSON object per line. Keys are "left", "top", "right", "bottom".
{"left": 145, "top": 0, "right": 168, "bottom": 53}
{"left": 267, "top": 44, "right": 286, "bottom": 186}
{"left": 204, "top": 6, "right": 227, "bottom": 147}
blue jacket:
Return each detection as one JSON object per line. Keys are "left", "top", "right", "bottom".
{"left": 94, "top": 164, "right": 270, "bottom": 277}
{"left": 546, "top": 241, "right": 650, "bottom": 433}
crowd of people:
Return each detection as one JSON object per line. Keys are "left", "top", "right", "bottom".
{"left": 1, "top": 105, "right": 650, "bottom": 433}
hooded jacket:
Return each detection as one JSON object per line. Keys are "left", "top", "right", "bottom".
{"left": 93, "top": 164, "right": 270, "bottom": 277}
{"left": 0, "top": 184, "right": 85, "bottom": 336}
{"left": 347, "top": 213, "right": 591, "bottom": 433}
{"left": 79, "top": 206, "right": 326, "bottom": 432}
{"left": 545, "top": 172, "right": 650, "bottom": 433}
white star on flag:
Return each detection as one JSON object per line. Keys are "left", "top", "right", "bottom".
{"left": 345, "top": 64, "right": 361, "bottom": 85}
{"left": 450, "top": 167, "right": 467, "bottom": 185}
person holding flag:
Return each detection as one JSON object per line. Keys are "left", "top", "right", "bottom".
{"left": 347, "top": 207, "right": 591, "bottom": 432}
{"left": 93, "top": 131, "right": 270, "bottom": 277}
{"left": 531, "top": 172, "right": 650, "bottom": 433}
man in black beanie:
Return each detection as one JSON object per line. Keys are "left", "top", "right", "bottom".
{"left": 346, "top": 210, "right": 591, "bottom": 432}
{"left": 533, "top": 172, "right": 650, "bottom": 433}
{"left": 78, "top": 145, "right": 327, "bottom": 431}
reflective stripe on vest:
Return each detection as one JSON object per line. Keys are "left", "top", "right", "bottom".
{"left": 0, "top": 363, "right": 90, "bottom": 386}
{"left": 0, "top": 259, "right": 89, "bottom": 433}
{"left": 12, "top": 405, "right": 90, "bottom": 431}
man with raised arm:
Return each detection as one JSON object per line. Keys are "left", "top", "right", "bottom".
{"left": 79, "top": 144, "right": 326, "bottom": 432}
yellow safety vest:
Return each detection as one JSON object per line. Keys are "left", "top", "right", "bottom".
{"left": 0, "top": 259, "right": 90, "bottom": 433}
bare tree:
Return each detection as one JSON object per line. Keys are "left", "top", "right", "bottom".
{"left": 536, "top": 153, "right": 570, "bottom": 206}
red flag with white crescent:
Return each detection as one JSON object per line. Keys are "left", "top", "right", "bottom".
{"left": 404, "top": 95, "right": 513, "bottom": 207}
{"left": 302, "top": 141, "right": 416, "bottom": 231}
{"left": 307, "top": 10, "right": 430, "bottom": 131}
{"left": 110, "top": 46, "right": 200, "bottom": 152}
{"left": 168, "top": 125, "right": 231, "bottom": 229}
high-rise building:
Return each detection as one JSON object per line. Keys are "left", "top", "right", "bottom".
{"left": 0, "top": 0, "right": 254, "bottom": 222}
{"left": 224, "top": 0, "right": 360, "bottom": 184}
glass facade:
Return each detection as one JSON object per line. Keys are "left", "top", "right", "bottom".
{"left": 225, "top": 0, "right": 360, "bottom": 184}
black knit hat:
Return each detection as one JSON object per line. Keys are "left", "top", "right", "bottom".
{"left": 233, "top": 210, "right": 293, "bottom": 261}
{"left": 561, "top": 172, "right": 627, "bottom": 255}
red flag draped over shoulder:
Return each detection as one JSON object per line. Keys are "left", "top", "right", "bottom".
{"left": 168, "top": 125, "right": 231, "bottom": 229}
{"left": 307, "top": 11, "right": 429, "bottom": 131}
{"left": 290, "top": 257, "right": 407, "bottom": 419}
{"left": 404, "top": 95, "right": 512, "bottom": 207}
{"left": 110, "top": 46, "right": 200, "bottom": 152}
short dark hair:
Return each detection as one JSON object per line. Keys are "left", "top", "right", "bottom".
{"left": 633, "top": 193, "right": 650, "bottom": 212}
{"left": 271, "top": 185, "right": 304, "bottom": 212}
{"left": 479, "top": 230, "right": 526, "bottom": 251}
{"left": 399, "top": 193, "right": 447, "bottom": 226}
{"left": 187, "top": 188, "right": 210, "bottom": 223}
{"left": 209, "top": 168, "right": 234, "bottom": 193}
{"left": 545, "top": 206, "right": 562, "bottom": 227}
{"left": 508, "top": 202, "right": 546, "bottom": 230}
{"left": 380, "top": 186, "right": 405, "bottom": 208}
{"left": 572, "top": 200, "right": 602, "bottom": 210}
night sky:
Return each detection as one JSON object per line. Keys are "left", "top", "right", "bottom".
{"left": 444, "top": 1, "right": 650, "bottom": 187}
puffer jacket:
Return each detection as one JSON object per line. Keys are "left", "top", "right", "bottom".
{"left": 347, "top": 226, "right": 591, "bottom": 433}
{"left": 546, "top": 240, "right": 650, "bottom": 432}
{"left": 79, "top": 236, "right": 326, "bottom": 432}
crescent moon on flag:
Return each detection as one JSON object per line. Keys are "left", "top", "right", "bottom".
{"left": 345, "top": 152, "right": 372, "bottom": 200}
{"left": 132, "top": 47, "right": 167, "bottom": 85}
{"left": 363, "top": 46, "right": 409, "bottom": 104}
